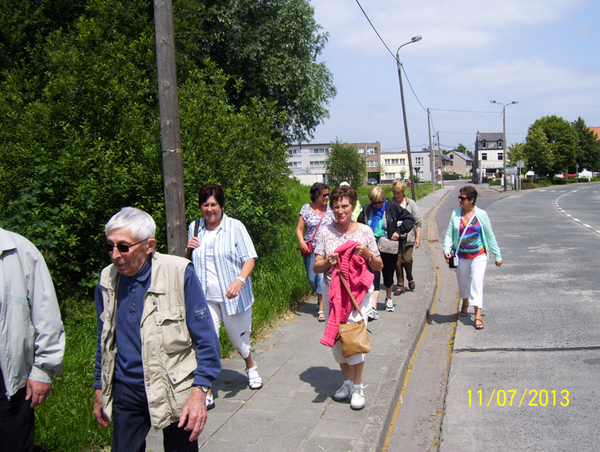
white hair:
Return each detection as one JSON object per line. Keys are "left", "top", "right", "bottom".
{"left": 105, "top": 207, "right": 156, "bottom": 239}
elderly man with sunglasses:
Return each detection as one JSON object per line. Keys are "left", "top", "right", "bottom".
{"left": 92, "top": 207, "right": 221, "bottom": 452}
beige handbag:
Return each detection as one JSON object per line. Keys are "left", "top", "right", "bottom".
{"left": 377, "top": 236, "right": 399, "bottom": 254}
{"left": 336, "top": 263, "right": 371, "bottom": 358}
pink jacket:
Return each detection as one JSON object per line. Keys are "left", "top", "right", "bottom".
{"left": 321, "top": 240, "right": 374, "bottom": 347}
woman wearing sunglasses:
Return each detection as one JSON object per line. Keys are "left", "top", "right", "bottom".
{"left": 296, "top": 183, "right": 335, "bottom": 322}
{"left": 186, "top": 184, "right": 261, "bottom": 410}
{"left": 357, "top": 186, "right": 414, "bottom": 318}
{"left": 444, "top": 185, "right": 503, "bottom": 330}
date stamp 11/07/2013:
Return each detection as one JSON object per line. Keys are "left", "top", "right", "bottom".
{"left": 467, "top": 389, "right": 570, "bottom": 407}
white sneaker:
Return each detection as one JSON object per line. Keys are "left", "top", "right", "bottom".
{"left": 385, "top": 297, "right": 394, "bottom": 312}
{"left": 367, "top": 308, "right": 379, "bottom": 321}
{"left": 333, "top": 380, "right": 353, "bottom": 401}
{"left": 206, "top": 393, "right": 215, "bottom": 410}
{"left": 350, "top": 385, "right": 365, "bottom": 410}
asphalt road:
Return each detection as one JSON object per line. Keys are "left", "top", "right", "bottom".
{"left": 439, "top": 182, "right": 600, "bottom": 451}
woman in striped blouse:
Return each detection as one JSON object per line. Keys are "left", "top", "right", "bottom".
{"left": 187, "top": 184, "right": 262, "bottom": 410}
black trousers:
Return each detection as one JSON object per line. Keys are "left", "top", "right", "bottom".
{"left": 0, "top": 373, "right": 35, "bottom": 452}
{"left": 111, "top": 379, "right": 198, "bottom": 452}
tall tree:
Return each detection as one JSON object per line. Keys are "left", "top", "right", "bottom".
{"left": 522, "top": 126, "right": 553, "bottom": 176}
{"left": 522, "top": 116, "right": 578, "bottom": 177}
{"left": 173, "top": 0, "right": 336, "bottom": 143}
{"left": 572, "top": 117, "right": 600, "bottom": 172}
{"left": 325, "top": 140, "right": 366, "bottom": 189}
{"left": 0, "top": 0, "right": 298, "bottom": 295}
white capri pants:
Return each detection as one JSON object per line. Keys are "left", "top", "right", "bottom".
{"left": 207, "top": 300, "right": 252, "bottom": 359}
{"left": 456, "top": 253, "right": 488, "bottom": 309}
{"left": 322, "top": 283, "right": 374, "bottom": 366}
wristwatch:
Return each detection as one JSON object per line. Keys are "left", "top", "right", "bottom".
{"left": 196, "top": 385, "right": 210, "bottom": 393}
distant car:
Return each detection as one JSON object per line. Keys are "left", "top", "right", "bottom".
{"left": 367, "top": 178, "right": 377, "bottom": 185}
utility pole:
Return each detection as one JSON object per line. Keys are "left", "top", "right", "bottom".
{"left": 154, "top": 0, "right": 186, "bottom": 256}
{"left": 437, "top": 131, "right": 444, "bottom": 188}
{"left": 427, "top": 108, "right": 435, "bottom": 193}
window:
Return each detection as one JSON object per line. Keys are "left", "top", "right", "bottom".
{"left": 498, "top": 153, "right": 503, "bottom": 161}
{"left": 482, "top": 141, "right": 487, "bottom": 148}
{"left": 310, "top": 148, "right": 328, "bottom": 156}
{"left": 400, "top": 158, "right": 406, "bottom": 165}
{"left": 288, "top": 162, "right": 302, "bottom": 169}
{"left": 481, "top": 153, "right": 488, "bottom": 161}
{"left": 367, "top": 147, "right": 376, "bottom": 155}
{"left": 498, "top": 140, "right": 503, "bottom": 148}
{"left": 415, "top": 157, "right": 424, "bottom": 165}
{"left": 385, "top": 158, "right": 400, "bottom": 165}
{"left": 366, "top": 160, "right": 378, "bottom": 168}
{"left": 309, "top": 161, "right": 325, "bottom": 169}
{"left": 385, "top": 173, "right": 396, "bottom": 179}
{"left": 288, "top": 148, "right": 301, "bottom": 156}
{"left": 358, "top": 147, "right": 365, "bottom": 154}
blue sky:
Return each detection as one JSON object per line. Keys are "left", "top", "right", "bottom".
{"left": 308, "top": 0, "right": 600, "bottom": 152}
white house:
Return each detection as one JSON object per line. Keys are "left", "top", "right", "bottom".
{"left": 380, "top": 151, "right": 409, "bottom": 183}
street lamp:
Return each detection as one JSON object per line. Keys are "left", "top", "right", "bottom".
{"left": 397, "top": 35, "right": 422, "bottom": 200}
{"left": 490, "top": 100, "right": 518, "bottom": 192}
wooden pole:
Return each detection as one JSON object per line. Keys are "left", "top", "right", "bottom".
{"left": 154, "top": 0, "right": 186, "bottom": 256}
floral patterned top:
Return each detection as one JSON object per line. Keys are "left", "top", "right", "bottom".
{"left": 314, "top": 223, "right": 380, "bottom": 285}
{"left": 299, "top": 203, "right": 335, "bottom": 244}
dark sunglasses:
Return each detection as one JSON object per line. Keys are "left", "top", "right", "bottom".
{"left": 373, "top": 200, "right": 384, "bottom": 205}
{"left": 321, "top": 193, "right": 330, "bottom": 198}
{"left": 458, "top": 196, "right": 470, "bottom": 201}
{"left": 102, "top": 238, "right": 148, "bottom": 253}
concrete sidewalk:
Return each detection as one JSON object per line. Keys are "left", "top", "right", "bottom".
{"left": 147, "top": 188, "right": 451, "bottom": 452}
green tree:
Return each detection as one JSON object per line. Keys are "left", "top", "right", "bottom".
{"left": 174, "top": 0, "right": 336, "bottom": 143}
{"left": 508, "top": 142, "right": 526, "bottom": 166}
{"left": 0, "top": 0, "right": 293, "bottom": 296}
{"left": 572, "top": 117, "right": 600, "bottom": 172}
{"left": 522, "top": 126, "right": 553, "bottom": 176}
{"left": 522, "top": 116, "right": 578, "bottom": 177}
{"left": 325, "top": 140, "right": 366, "bottom": 189}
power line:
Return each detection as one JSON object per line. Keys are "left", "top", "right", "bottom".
{"left": 354, "top": 0, "right": 395, "bottom": 60}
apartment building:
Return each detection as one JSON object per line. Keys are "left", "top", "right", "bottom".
{"left": 287, "top": 142, "right": 381, "bottom": 185}
{"left": 473, "top": 132, "right": 504, "bottom": 183}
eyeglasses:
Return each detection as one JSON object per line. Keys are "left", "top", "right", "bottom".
{"left": 102, "top": 238, "right": 148, "bottom": 253}
{"left": 458, "top": 196, "right": 470, "bottom": 201}
{"left": 321, "top": 193, "right": 330, "bottom": 198}
{"left": 372, "top": 200, "right": 384, "bottom": 205}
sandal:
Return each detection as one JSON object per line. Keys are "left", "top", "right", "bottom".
{"left": 460, "top": 302, "right": 469, "bottom": 317}
{"left": 246, "top": 365, "right": 263, "bottom": 390}
{"left": 474, "top": 318, "right": 484, "bottom": 330}
{"left": 318, "top": 311, "right": 325, "bottom": 322}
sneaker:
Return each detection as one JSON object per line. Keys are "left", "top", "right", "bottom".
{"left": 333, "top": 380, "right": 353, "bottom": 401}
{"left": 385, "top": 297, "right": 394, "bottom": 312}
{"left": 367, "top": 308, "right": 379, "bottom": 321}
{"left": 350, "top": 385, "right": 365, "bottom": 410}
{"left": 206, "top": 393, "right": 215, "bottom": 411}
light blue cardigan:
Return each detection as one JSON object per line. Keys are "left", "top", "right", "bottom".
{"left": 443, "top": 206, "right": 502, "bottom": 262}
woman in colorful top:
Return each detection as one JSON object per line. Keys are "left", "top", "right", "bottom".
{"left": 187, "top": 184, "right": 261, "bottom": 411}
{"left": 296, "top": 183, "right": 335, "bottom": 322}
{"left": 313, "top": 185, "right": 383, "bottom": 411}
{"left": 444, "top": 185, "right": 502, "bottom": 330}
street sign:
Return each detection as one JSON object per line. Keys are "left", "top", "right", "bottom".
{"left": 517, "top": 159, "right": 525, "bottom": 168}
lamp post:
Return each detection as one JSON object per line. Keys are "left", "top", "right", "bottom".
{"left": 490, "top": 100, "right": 518, "bottom": 192}
{"left": 397, "top": 35, "right": 422, "bottom": 200}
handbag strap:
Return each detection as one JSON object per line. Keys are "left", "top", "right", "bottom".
{"left": 308, "top": 211, "right": 326, "bottom": 246}
{"left": 335, "top": 262, "right": 363, "bottom": 315}
{"left": 456, "top": 212, "right": 477, "bottom": 251}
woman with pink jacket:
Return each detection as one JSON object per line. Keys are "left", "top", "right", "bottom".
{"left": 313, "top": 185, "right": 383, "bottom": 410}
